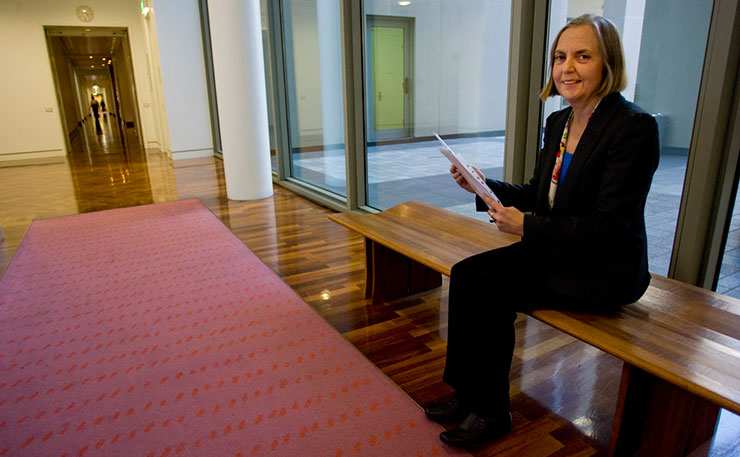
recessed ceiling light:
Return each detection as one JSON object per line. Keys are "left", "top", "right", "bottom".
{"left": 398, "top": 0, "right": 411, "bottom": 5}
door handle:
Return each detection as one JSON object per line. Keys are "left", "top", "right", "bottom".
{"left": 403, "top": 77, "right": 410, "bottom": 94}
{"left": 378, "top": 91, "right": 382, "bottom": 101}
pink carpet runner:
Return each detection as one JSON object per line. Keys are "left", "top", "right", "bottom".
{"left": 0, "top": 200, "right": 468, "bottom": 457}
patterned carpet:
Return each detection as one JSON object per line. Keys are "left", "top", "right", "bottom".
{"left": 0, "top": 199, "right": 466, "bottom": 457}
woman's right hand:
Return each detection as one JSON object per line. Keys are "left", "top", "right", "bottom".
{"left": 450, "top": 164, "right": 485, "bottom": 194}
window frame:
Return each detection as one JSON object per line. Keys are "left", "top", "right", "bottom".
{"left": 262, "top": 0, "right": 740, "bottom": 289}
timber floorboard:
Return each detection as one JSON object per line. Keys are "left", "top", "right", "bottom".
{"left": 0, "top": 123, "right": 738, "bottom": 456}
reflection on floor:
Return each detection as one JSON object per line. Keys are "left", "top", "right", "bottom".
{"left": 293, "top": 137, "right": 740, "bottom": 298}
{"left": 70, "top": 114, "right": 158, "bottom": 213}
{"left": 0, "top": 123, "right": 739, "bottom": 456}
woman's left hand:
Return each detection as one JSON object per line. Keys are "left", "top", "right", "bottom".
{"left": 483, "top": 195, "right": 524, "bottom": 237}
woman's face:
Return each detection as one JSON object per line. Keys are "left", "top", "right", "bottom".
{"left": 552, "top": 25, "right": 604, "bottom": 109}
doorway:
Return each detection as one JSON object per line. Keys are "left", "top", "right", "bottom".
{"left": 366, "top": 15, "right": 414, "bottom": 141}
{"left": 44, "top": 26, "right": 144, "bottom": 155}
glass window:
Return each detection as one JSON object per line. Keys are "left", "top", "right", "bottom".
{"left": 544, "top": 0, "right": 713, "bottom": 276}
{"left": 717, "top": 188, "right": 740, "bottom": 298}
{"left": 363, "top": 0, "right": 511, "bottom": 220}
{"left": 281, "top": 0, "right": 347, "bottom": 197}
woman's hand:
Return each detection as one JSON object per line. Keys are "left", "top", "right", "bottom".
{"left": 483, "top": 196, "right": 524, "bottom": 237}
{"left": 450, "top": 165, "right": 485, "bottom": 194}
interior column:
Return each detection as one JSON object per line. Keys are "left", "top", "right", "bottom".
{"left": 207, "top": 0, "right": 273, "bottom": 200}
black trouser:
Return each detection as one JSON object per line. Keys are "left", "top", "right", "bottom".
{"left": 442, "top": 241, "right": 575, "bottom": 416}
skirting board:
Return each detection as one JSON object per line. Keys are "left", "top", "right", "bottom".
{"left": 0, "top": 149, "right": 65, "bottom": 164}
{"left": 172, "top": 148, "right": 214, "bottom": 160}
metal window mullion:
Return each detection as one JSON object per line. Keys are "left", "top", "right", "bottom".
{"left": 339, "top": 0, "right": 367, "bottom": 211}
{"left": 504, "top": 0, "right": 549, "bottom": 185}
{"left": 199, "top": 0, "right": 222, "bottom": 155}
{"left": 267, "top": 0, "right": 292, "bottom": 181}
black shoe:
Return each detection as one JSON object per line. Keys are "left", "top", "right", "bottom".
{"left": 424, "top": 397, "right": 470, "bottom": 423}
{"left": 439, "top": 412, "right": 512, "bottom": 448}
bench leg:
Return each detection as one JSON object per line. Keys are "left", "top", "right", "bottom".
{"left": 365, "top": 239, "right": 441, "bottom": 303}
{"left": 609, "top": 362, "right": 719, "bottom": 457}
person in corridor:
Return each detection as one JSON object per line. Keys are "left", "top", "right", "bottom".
{"left": 90, "top": 96, "right": 102, "bottom": 134}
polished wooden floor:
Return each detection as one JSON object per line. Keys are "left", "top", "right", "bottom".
{"left": 1, "top": 117, "right": 739, "bottom": 456}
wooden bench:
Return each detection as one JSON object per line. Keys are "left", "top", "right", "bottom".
{"left": 329, "top": 200, "right": 740, "bottom": 457}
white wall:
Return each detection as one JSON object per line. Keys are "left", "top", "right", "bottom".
{"left": 0, "top": 0, "right": 163, "bottom": 162}
{"left": 153, "top": 0, "right": 213, "bottom": 159}
{"left": 152, "top": 0, "right": 213, "bottom": 159}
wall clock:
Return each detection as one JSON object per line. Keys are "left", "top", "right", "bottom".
{"left": 76, "top": 6, "right": 94, "bottom": 23}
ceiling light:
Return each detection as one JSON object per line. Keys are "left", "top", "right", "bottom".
{"left": 398, "top": 1, "right": 411, "bottom": 5}
{"left": 89, "top": 56, "right": 93, "bottom": 59}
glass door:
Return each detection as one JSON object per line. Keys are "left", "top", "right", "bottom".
{"left": 366, "top": 15, "right": 414, "bottom": 142}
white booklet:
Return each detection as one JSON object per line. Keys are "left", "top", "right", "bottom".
{"left": 434, "top": 132, "right": 501, "bottom": 208}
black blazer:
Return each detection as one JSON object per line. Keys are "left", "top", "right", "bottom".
{"left": 477, "top": 92, "right": 660, "bottom": 305}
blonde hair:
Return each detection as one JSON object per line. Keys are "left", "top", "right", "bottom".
{"left": 540, "top": 14, "right": 627, "bottom": 101}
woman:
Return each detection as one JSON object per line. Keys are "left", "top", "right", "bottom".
{"left": 424, "top": 14, "right": 659, "bottom": 448}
